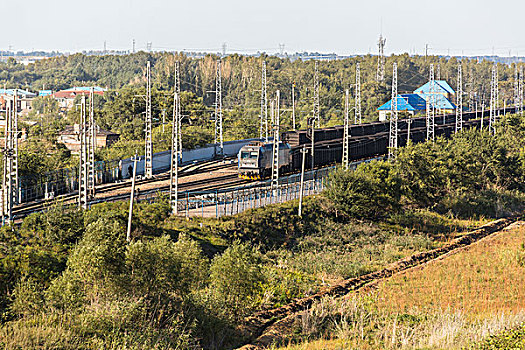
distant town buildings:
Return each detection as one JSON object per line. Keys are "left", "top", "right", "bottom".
{"left": 52, "top": 87, "right": 106, "bottom": 110}
{"left": 57, "top": 124, "right": 119, "bottom": 153}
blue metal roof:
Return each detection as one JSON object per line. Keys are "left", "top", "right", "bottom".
{"left": 377, "top": 94, "right": 427, "bottom": 111}
{"left": 426, "top": 93, "right": 456, "bottom": 110}
{"left": 0, "top": 89, "right": 37, "bottom": 98}
{"left": 39, "top": 90, "right": 53, "bottom": 97}
{"left": 414, "top": 80, "right": 455, "bottom": 95}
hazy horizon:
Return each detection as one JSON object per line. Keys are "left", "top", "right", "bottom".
{"left": 5, "top": 0, "right": 524, "bottom": 57}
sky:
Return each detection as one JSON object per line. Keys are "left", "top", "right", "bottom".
{"left": 3, "top": 0, "right": 525, "bottom": 57}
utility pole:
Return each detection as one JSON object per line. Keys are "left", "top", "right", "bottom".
{"left": 298, "top": 145, "right": 307, "bottom": 217}
{"left": 271, "top": 91, "right": 280, "bottom": 194}
{"left": 88, "top": 87, "right": 96, "bottom": 198}
{"left": 132, "top": 39, "right": 136, "bottom": 53}
{"left": 342, "top": 89, "right": 350, "bottom": 169}
{"left": 78, "top": 96, "right": 88, "bottom": 210}
{"left": 311, "top": 61, "right": 320, "bottom": 170}
{"left": 127, "top": 153, "right": 138, "bottom": 242}
{"left": 489, "top": 64, "right": 497, "bottom": 135}
{"left": 214, "top": 59, "right": 224, "bottom": 156}
{"left": 355, "top": 63, "right": 362, "bottom": 124}
{"left": 426, "top": 64, "right": 435, "bottom": 141}
{"left": 144, "top": 61, "right": 153, "bottom": 178}
{"left": 456, "top": 64, "right": 463, "bottom": 132}
{"left": 292, "top": 81, "right": 296, "bottom": 130}
{"left": 376, "top": 34, "right": 386, "bottom": 82}
{"left": 260, "top": 60, "right": 268, "bottom": 140}
{"left": 388, "top": 63, "right": 398, "bottom": 160}
{"left": 170, "top": 91, "right": 181, "bottom": 215}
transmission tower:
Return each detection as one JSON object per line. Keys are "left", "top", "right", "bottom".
{"left": 144, "top": 61, "right": 153, "bottom": 178}
{"left": 311, "top": 61, "right": 320, "bottom": 170}
{"left": 88, "top": 87, "right": 96, "bottom": 197}
{"left": 260, "top": 60, "right": 268, "bottom": 140}
{"left": 426, "top": 64, "right": 435, "bottom": 141}
{"left": 456, "top": 64, "right": 463, "bottom": 132}
{"left": 518, "top": 66, "right": 523, "bottom": 114}
{"left": 489, "top": 64, "right": 497, "bottom": 135}
{"left": 214, "top": 59, "right": 224, "bottom": 156}
{"left": 175, "top": 61, "right": 182, "bottom": 156}
{"left": 170, "top": 91, "right": 181, "bottom": 214}
{"left": 515, "top": 65, "right": 520, "bottom": 114}
{"left": 342, "top": 89, "right": 350, "bottom": 169}
{"left": 271, "top": 91, "right": 280, "bottom": 192}
{"left": 355, "top": 63, "right": 362, "bottom": 124}
{"left": 388, "top": 63, "right": 398, "bottom": 160}
{"left": 2, "top": 93, "right": 19, "bottom": 224}
{"left": 78, "top": 96, "right": 88, "bottom": 209}
{"left": 376, "top": 34, "right": 386, "bottom": 82}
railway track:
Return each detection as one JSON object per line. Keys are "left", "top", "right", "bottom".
{"left": 11, "top": 158, "right": 238, "bottom": 220}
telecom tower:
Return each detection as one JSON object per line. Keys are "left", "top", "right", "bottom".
{"left": 426, "top": 64, "right": 435, "bottom": 141}
{"left": 88, "top": 88, "right": 96, "bottom": 197}
{"left": 489, "top": 64, "right": 497, "bottom": 135}
{"left": 355, "top": 63, "right": 362, "bottom": 124}
{"left": 144, "top": 61, "right": 153, "bottom": 178}
{"left": 170, "top": 90, "right": 181, "bottom": 214}
{"left": 215, "top": 59, "right": 224, "bottom": 156}
{"left": 2, "top": 92, "right": 19, "bottom": 224}
{"left": 311, "top": 61, "right": 320, "bottom": 170}
{"left": 342, "top": 89, "right": 350, "bottom": 169}
{"left": 456, "top": 64, "right": 463, "bottom": 132}
{"left": 271, "top": 91, "right": 280, "bottom": 192}
{"left": 388, "top": 63, "right": 398, "bottom": 160}
{"left": 78, "top": 96, "right": 89, "bottom": 209}
{"left": 376, "top": 34, "right": 386, "bottom": 82}
{"left": 260, "top": 60, "right": 268, "bottom": 140}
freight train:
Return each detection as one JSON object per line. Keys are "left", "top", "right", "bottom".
{"left": 238, "top": 108, "right": 507, "bottom": 179}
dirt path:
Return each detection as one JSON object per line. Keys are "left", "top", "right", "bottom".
{"left": 237, "top": 216, "right": 518, "bottom": 349}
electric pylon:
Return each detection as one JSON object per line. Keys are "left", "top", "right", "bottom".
{"left": 342, "top": 89, "right": 350, "bottom": 169}
{"left": 260, "top": 60, "right": 268, "bottom": 140}
{"left": 376, "top": 34, "right": 386, "bottom": 82}
{"left": 2, "top": 92, "right": 18, "bottom": 224}
{"left": 271, "top": 91, "right": 280, "bottom": 192}
{"left": 214, "top": 59, "right": 223, "bottom": 156}
{"left": 170, "top": 90, "right": 181, "bottom": 214}
{"left": 355, "top": 63, "right": 362, "bottom": 124}
{"left": 456, "top": 64, "right": 463, "bottom": 132}
{"left": 388, "top": 63, "right": 398, "bottom": 160}
{"left": 144, "top": 61, "right": 153, "bottom": 178}
{"left": 515, "top": 65, "right": 520, "bottom": 114}
{"left": 489, "top": 64, "right": 497, "bottom": 135}
{"left": 311, "top": 61, "right": 320, "bottom": 170}
{"left": 88, "top": 87, "right": 96, "bottom": 197}
{"left": 175, "top": 61, "right": 182, "bottom": 157}
{"left": 426, "top": 64, "right": 435, "bottom": 141}
{"left": 78, "top": 96, "right": 88, "bottom": 209}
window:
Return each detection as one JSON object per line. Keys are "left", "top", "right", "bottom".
{"left": 241, "top": 151, "right": 258, "bottom": 159}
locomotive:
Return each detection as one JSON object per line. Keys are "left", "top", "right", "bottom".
{"left": 238, "top": 107, "right": 506, "bottom": 179}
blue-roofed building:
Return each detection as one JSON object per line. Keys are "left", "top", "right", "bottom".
{"left": 377, "top": 94, "right": 427, "bottom": 121}
{"left": 414, "top": 80, "right": 456, "bottom": 113}
{"left": 39, "top": 90, "right": 53, "bottom": 97}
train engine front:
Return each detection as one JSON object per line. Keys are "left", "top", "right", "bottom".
{"left": 238, "top": 141, "right": 291, "bottom": 179}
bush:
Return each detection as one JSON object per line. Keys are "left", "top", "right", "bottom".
{"left": 209, "top": 241, "right": 264, "bottom": 318}
{"left": 324, "top": 161, "right": 402, "bottom": 220}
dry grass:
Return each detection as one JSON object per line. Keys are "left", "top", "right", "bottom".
{"left": 277, "top": 223, "right": 525, "bottom": 350}
{"left": 375, "top": 224, "right": 525, "bottom": 317}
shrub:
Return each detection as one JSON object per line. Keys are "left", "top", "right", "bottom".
{"left": 324, "top": 161, "right": 402, "bottom": 220}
